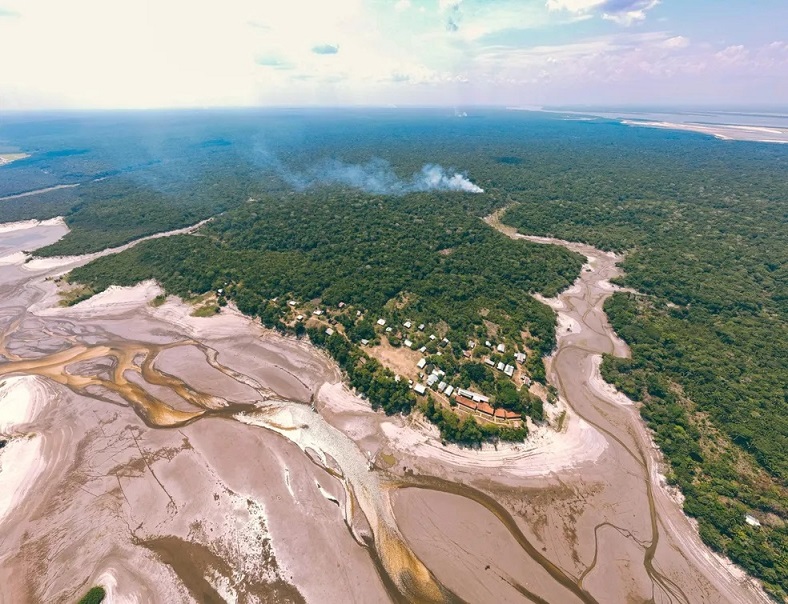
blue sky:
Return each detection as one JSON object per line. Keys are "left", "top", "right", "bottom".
{"left": 0, "top": 0, "right": 785, "bottom": 109}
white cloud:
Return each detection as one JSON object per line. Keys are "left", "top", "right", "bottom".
{"left": 715, "top": 44, "right": 748, "bottom": 64}
{"left": 546, "top": 0, "right": 603, "bottom": 12}
{"left": 394, "top": 0, "right": 411, "bottom": 11}
{"left": 662, "top": 35, "right": 689, "bottom": 49}
{"left": 602, "top": 0, "right": 659, "bottom": 26}
{"left": 547, "top": 0, "right": 659, "bottom": 26}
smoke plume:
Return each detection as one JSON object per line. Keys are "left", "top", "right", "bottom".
{"left": 279, "top": 158, "right": 484, "bottom": 195}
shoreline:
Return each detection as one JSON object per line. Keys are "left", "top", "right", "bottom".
{"left": 621, "top": 119, "right": 788, "bottom": 143}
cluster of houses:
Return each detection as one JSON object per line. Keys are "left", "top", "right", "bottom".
{"left": 454, "top": 389, "right": 522, "bottom": 423}
{"left": 287, "top": 302, "right": 531, "bottom": 427}
{"left": 410, "top": 336, "right": 529, "bottom": 426}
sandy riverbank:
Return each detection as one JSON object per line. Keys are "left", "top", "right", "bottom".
{"left": 622, "top": 119, "right": 788, "bottom": 143}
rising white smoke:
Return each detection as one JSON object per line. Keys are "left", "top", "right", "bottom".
{"left": 416, "top": 164, "right": 483, "bottom": 193}
{"left": 278, "top": 157, "right": 484, "bottom": 195}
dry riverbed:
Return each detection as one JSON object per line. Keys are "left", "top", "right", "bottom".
{"left": 0, "top": 215, "right": 770, "bottom": 603}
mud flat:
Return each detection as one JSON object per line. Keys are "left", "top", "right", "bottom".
{"left": 0, "top": 215, "right": 771, "bottom": 603}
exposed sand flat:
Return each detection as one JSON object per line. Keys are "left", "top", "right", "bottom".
{"left": 36, "top": 281, "right": 163, "bottom": 317}
{"left": 0, "top": 217, "right": 771, "bottom": 604}
{"left": 378, "top": 406, "right": 606, "bottom": 479}
{"left": 0, "top": 376, "right": 53, "bottom": 524}
{"left": 0, "top": 153, "right": 30, "bottom": 166}
{"left": 587, "top": 354, "right": 632, "bottom": 406}
{"left": 0, "top": 375, "right": 50, "bottom": 432}
{"left": 622, "top": 119, "right": 788, "bottom": 143}
{"left": 0, "top": 216, "right": 66, "bottom": 235}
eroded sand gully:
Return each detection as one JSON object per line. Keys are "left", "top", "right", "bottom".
{"left": 0, "top": 217, "right": 771, "bottom": 604}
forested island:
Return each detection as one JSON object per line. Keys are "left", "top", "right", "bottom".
{"left": 1, "top": 109, "right": 785, "bottom": 599}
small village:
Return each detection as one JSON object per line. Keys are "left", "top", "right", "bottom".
{"left": 274, "top": 295, "right": 547, "bottom": 429}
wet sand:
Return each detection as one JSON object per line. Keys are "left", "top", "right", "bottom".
{"left": 0, "top": 215, "right": 771, "bottom": 603}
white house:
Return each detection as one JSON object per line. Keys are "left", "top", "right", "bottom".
{"left": 745, "top": 514, "right": 761, "bottom": 527}
{"left": 404, "top": 339, "right": 413, "bottom": 348}
{"left": 325, "top": 328, "right": 334, "bottom": 335}
{"left": 404, "top": 321, "right": 412, "bottom": 329}
{"left": 497, "top": 343, "right": 506, "bottom": 353}
{"left": 377, "top": 318, "right": 386, "bottom": 326}
{"left": 416, "top": 358, "right": 427, "bottom": 369}
{"left": 444, "top": 385, "right": 455, "bottom": 397}
{"left": 413, "top": 384, "right": 427, "bottom": 395}
{"left": 497, "top": 361, "right": 505, "bottom": 371}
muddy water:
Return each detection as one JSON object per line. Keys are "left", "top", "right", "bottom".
{"left": 0, "top": 217, "right": 770, "bottom": 604}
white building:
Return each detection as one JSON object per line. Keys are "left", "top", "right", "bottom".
{"left": 377, "top": 318, "right": 386, "bottom": 326}
{"left": 404, "top": 321, "right": 412, "bottom": 329}
{"left": 745, "top": 514, "right": 761, "bottom": 527}
{"left": 497, "top": 343, "right": 506, "bottom": 353}
{"left": 515, "top": 352, "right": 526, "bottom": 364}
{"left": 504, "top": 364, "right": 515, "bottom": 377}
{"left": 444, "top": 385, "right": 454, "bottom": 397}
{"left": 404, "top": 339, "right": 413, "bottom": 348}
{"left": 437, "top": 381, "right": 447, "bottom": 392}
{"left": 413, "top": 384, "right": 427, "bottom": 395}
{"left": 416, "top": 358, "right": 427, "bottom": 369}
{"left": 497, "top": 362, "right": 505, "bottom": 371}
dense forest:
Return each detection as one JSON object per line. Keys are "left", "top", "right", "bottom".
{"left": 2, "top": 109, "right": 786, "bottom": 599}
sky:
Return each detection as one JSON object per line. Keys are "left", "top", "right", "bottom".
{"left": 0, "top": 0, "right": 786, "bottom": 110}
